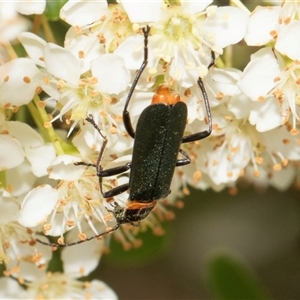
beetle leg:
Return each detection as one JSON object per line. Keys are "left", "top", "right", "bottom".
{"left": 182, "top": 50, "right": 215, "bottom": 143}
{"left": 176, "top": 148, "right": 191, "bottom": 166}
{"left": 123, "top": 25, "right": 151, "bottom": 139}
{"left": 97, "top": 163, "right": 131, "bottom": 197}
{"left": 76, "top": 115, "right": 131, "bottom": 196}
{"left": 102, "top": 183, "right": 129, "bottom": 198}
{"left": 99, "top": 163, "right": 131, "bottom": 177}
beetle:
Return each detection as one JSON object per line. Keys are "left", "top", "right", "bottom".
{"left": 37, "top": 25, "right": 214, "bottom": 247}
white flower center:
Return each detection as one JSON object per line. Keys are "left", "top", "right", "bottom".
{"left": 0, "top": 222, "right": 33, "bottom": 263}
{"left": 150, "top": 5, "right": 218, "bottom": 82}
{"left": 27, "top": 272, "right": 85, "bottom": 299}
{"left": 164, "top": 15, "right": 193, "bottom": 43}
{"left": 71, "top": 77, "right": 109, "bottom": 121}
{"left": 286, "top": 64, "right": 300, "bottom": 106}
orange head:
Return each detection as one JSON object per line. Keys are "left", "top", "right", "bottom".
{"left": 151, "top": 85, "right": 181, "bottom": 105}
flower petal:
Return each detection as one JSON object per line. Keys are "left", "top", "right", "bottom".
{"left": 0, "top": 3, "right": 31, "bottom": 42}
{"left": 6, "top": 161, "right": 37, "bottom": 197}
{"left": 89, "top": 280, "right": 118, "bottom": 300}
{"left": 203, "top": 6, "right": 249, "bottom": 48}
{"left": 65, "top": 30, "right": 105, "bottom": 74}
{"left": 8, "top": 121, "right": 44, "bottom": 148}
{"left": 238, "top": 48, "right": 281, "bottom": 101}
{"left": 114, "top": 35, "right": 146, "bottom": 70}
{"left": 276, "top": 21, "right": 300, "bottom": 60}
{"left": 16, "top": 0, "right": 46, "bottom": 15}
{"left": 249, "top": 99, "right": 284, "bottom": 132}
{"left": 0, "top": 58, "right": 39, "bottom": 105}
{"left": 60, "top": 0, "right": 108, "bottom": 27}
{"left": 229, "top": 93, "right": 251, "bottom": 120}
{"left": 18, "top": 32, "right": 47, "bottom": 67}
{"left": 182, "top": 0, "right": 212, "bottom": 15}
{"left": 118, "top": 0, "right": 162, "bottom": 23}
{"left": 48, "top": 155, "right": 84, "bottom": 181}
{"left": 0, "top": 277, "right": 27, "bottom": 299}
{"left": 62, "top": 237, "right": 104, "bottom": 277}
{"left": 43, "top": 43, "right": 81, "bottom": 85}
{"left": 25, "top": 143, "right": 56, "bottom": 177}
{"left": 91, "top": 54, "right": 130, "bottom": 94}
{"left": 244, "top": 6, "right": 280, "bottom": 46}
{"left": 19, "top": 185, "right": 59, "bottom": 227}
{"left": 0, "top": 191, "right": 20, "bottom": 223}
{"left": 0, "top": 136, "right": 24, "bottom": 169}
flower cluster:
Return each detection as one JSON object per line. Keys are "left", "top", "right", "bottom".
{"left": 0, "top": 0, "right": 299, "bottom": 298}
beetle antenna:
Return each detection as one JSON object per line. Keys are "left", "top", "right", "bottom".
{"left": 208, "top": 50, "right": 215, "bottom": 70}
{"left": 83, "top": 114, "right": 108, "bottom": 195}
{"left": 36, "top": 224, "right": 120, "bottom": 248}
{"left": 85, "top": 114, "right": 107, "bottom": 140}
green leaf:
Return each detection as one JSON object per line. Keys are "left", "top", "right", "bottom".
{"left": 104, "top": 222, "right": 172, "bottom": 267}
{"left": 207, "top": 252, "right": 271, "bottom": 300}
{"left": 44, "top": 0, "right": 68, "bottom": 21}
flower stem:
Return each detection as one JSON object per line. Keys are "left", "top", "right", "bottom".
{"left": 29, "top": 95, "right": 75, "bottom": 156}
{"left": 32, "top": 14, "right": 43, "bottom": 35}
{"left": 2, "top": 40, "right": 18, "bottom": 60}
{"left": 224, "top": 45, "right": 233, "bottom": 68}
{"left": 27, "top": 101, "right": 48, "bottom": 137}
{"left": 41, "top": 14, "right": 56, "bottom": 43}
{"left": 0, "top": 171, "right": 6, "bottom": 190}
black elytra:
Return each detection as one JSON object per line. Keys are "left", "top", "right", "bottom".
{"left": 37, "top": 25, "right": 215, "bottom": 247}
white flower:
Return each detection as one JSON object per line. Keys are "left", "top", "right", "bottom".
{"left": 0, "top": 190, "right": 53, "bottom": 286}
{"left": 0, "top": 112, "right": 51, "bottom": 192}
{"left": 0, "top": 0, "right": 45, "bottom": 43}
{"left": 61, "top": 231, "right": 106, "bottom": 276}
{"left": 6, "top": 0, "right": 300, "bottom": 298}
{"left": 184, "top": 112, "right": 300, "bottom": 189}
{"left": 245, "top": 1, "right": 300, "bottom": 60}
{"left": 60, "top": 0, "right": 108, "bottom": 27}
{"left": 178, "top": 65, "right": 300, "bottom": 189}
{"left": 19, "top": 184, "right": 60, "bottom": 229}
{"left": 19, "top": 153, "right": 127, "bottom": 244}
{"left": 26, "top": 275, "right": 118, "bottom": 300}
{"left": 0, "top": 110, "right": 55, "bottom": 171}
{"left": 243, "top": 162, "right": 297, "bottom": 192}
{"left": 5, "top": 160, "right": 37, "bottom": 197}
{"left": 117, "top": 0, "right": 248, "bottom": 87}
{"left": 0, "top": 277, "right": 28, "bottom": 299}
{"left": 0, "top": 114, "right": 56, "bottom": 195}
{"left": 63, "top": 4, "right": 135, "bottom": 54}
{"left": 0, "top": 131, "right": 25, "bottom": 170}
{"left": 4, "top": 234, "right": 117, "bottom": 299}
{"left": 25, "top": 143, "right": 57, "bottom": 177}
{"left": 183, "top": 116, "right": 251, "bottom": 188}
{"left": 244, "top": 5, "right": 280, "bottom": 46}
{"left": 0, "top": 58, "right": 40, "bottom": 107}
{"left": 13, "top": 0, "right": 46, "bottom": 15}
{"left": 0, "top": 190, "right": 33, "bottom": 264}
{"left": 19, "top": 32, "right": 131, "bottom": 138}
{"left": 238, "top": 47, "right": 300, "bottom": 133}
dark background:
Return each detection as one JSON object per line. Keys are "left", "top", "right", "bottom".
{"left": 97, "top": 187, "right": 300, "bottom": 299}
